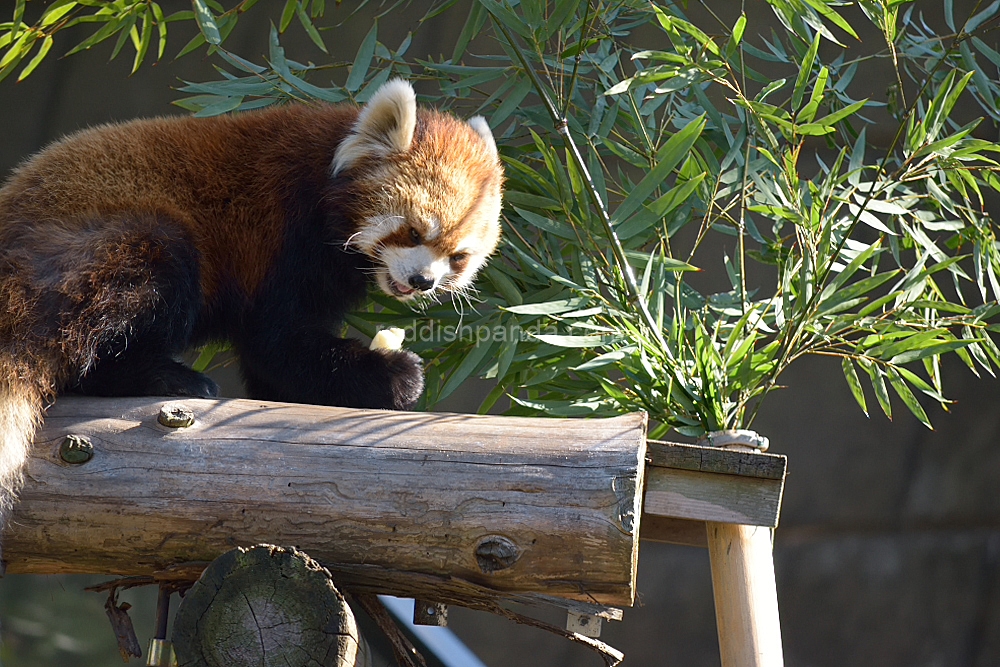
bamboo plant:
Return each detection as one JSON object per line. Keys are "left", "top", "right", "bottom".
{"left": 13, "top": 0, "right": 1000, "bottom": 439}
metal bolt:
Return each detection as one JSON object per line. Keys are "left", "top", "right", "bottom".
{"left": 158, "top": 404, "right": 194, "bottom": 428}
{"left": 413, "top": 599, "right": 448, "bottom": 626}
{"left": 566, "top": 612, "right": 603, "bottom": 638}
{"left": 59, "top": 435, "right": 94, "bottom": 464}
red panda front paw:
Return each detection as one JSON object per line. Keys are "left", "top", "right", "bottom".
{"left": 376, "top": 348, "right": 424, "bottom": 410}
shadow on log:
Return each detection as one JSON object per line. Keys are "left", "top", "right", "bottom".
{"left": 172, "top": 545, "right": 369, "bottom": 667}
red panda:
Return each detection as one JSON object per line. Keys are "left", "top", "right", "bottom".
{"left": 0, "top": 79, "right": 504, "bottom": 531}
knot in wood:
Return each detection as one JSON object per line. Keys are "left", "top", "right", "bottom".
{"left": 59, "top": 434, "right": 93, "bottom": 464}
{"left": 158, "top": 404, "right": 195, "bottom": 428}
{"left": 474, "top": 535, "right": 521, "bottom": 573}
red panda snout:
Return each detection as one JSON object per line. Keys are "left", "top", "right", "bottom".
{"left": 375, "top": 242, "right": 471, "bottom": 300}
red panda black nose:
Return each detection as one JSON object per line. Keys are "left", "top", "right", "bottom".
{"left": 408, "top": 274, "right": 436, "bottom": 292}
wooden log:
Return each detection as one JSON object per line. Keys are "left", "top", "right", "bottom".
{"left": 172, "top": 544, "right": 369, "bottom": 667}
{"left": 4, "top": 396, "right": 647, "bottom": 606}
{"left": 707, "top": 522, "right": 784, "bottom": 667}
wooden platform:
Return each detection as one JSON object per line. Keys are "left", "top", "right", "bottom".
{"left": 2, "top": 397, "right": 788, "bottom": 666}
{"left": 641, "top": 439, "right": 787, "bottom": 666}
{"left": 641, "top": 439, "right": 786, "bottom": 545}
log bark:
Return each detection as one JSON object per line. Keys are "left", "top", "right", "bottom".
{"left": 172, "top": 545, "right": 369, "bottom": 667}
{"left": 4, "top": 396, "right": 646, "bottom": 606}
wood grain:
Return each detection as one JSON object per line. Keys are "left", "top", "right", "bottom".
{"left": 4, "top": 396, "right": 647, "bottom": 607}
{"left": 172, "top": 545, "right": 369, "bottom": 667}
{"left": 707, "top": 523, "right": 784, "bottom": 667}
{"left": 646, "top": 440, "right": 786, "bottom": 480}
{"left": 643, "top": 467, "right": 784, "bottom": 527}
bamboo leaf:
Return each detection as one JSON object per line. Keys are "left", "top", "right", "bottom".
{"left": 478, "top": 0, "right": 532, "bottom": 39}
{"left": 504, "top": 298, "right": 589, "bottom": 315}
{"left": 131, "top": 8, "right": 153, "bottom": 73}
{"left": 887, "top": 367, "right": 932, "bottom": 429}
{"left": 801, "top": 0, "right": 859, "bottom": 40}
{"left": 191, "top": 0, "right": 221, "bottom": 45}
{"left": 192, "top": 343, "right": 227, "bottom": 372}
{"left": 533, "top": 333, "right": 609, "bottom": 347}
{"left": 40, "top": 2, "right": 77, "bottom": 28}
{"left": 496, "top": 331, "right": 518, "bottom": 380}
{"left": 574, "top": 349, "right": 631, "bottom": 372}
{"left": 512, "top": 207, "right": 576, "bottom": 240}
{"left": 296, "top": 1, "right": 327, "bottom": 53}
{"left": 438, "top": 337, "right": 498, "bottom": 400}
{"left": 797, "top": 66, "right": 828, "bottom": 123}
{"left": 813, "top": 98, "right": 867, "bottom": 127}
{"left": 617, "top": 174, "right": 705, "bottom": 240}
{"left": 863, "top": 361, "right": 892, "bottom": 419}
{"left": 725, "top": 13, "right": 747, "bottom": 57}
{"left": 279, "top": 0, "right": 297, "bottom": 32}
{"left": 452, "top": 1, "right": 486, "bottom": 62}
{"left": 345, "top": 22, "right": 377, "bottom": 92}
{"left": 792, "top": 31, "right": 821, "bottom": 109}
{"left": 612, "top": 114, "right": 706, "bottom": 224}
{"left": 152, "top": 2, "right": 167, "bottom": 60}
{"left": 17, "top": 34, "right": 51, "bottom": 81}
{"left": 842, "top": 357, "right": 868, "bottom": 417}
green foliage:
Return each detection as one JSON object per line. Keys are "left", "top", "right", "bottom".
{"left": 0, "top": 0, "right": 332, "bottom": 81}
{"left": 40, "top": 0, "right": 1000, "bottom": 436}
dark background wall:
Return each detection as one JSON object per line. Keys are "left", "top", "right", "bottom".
{"left": 1, "top": 1, "right": 999, "bottom": 666}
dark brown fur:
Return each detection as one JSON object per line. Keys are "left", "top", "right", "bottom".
{"left": 0, "top": 86, "right": 504, "bottom": 535}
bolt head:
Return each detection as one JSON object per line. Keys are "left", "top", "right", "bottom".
{"left": 158, "top": 404, "right": 195, "bottom": 428}
{"left": 59, "top": 435, "right": 94, "bottom": 464}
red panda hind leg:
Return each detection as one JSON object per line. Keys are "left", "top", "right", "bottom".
{"left": 2, "top": 213, "right": 217, "bottom": 399}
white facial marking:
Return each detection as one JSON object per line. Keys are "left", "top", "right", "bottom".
{"left": 350, "top": 214, "right": 405, "bottom": 253}
{"left": 375, "top": 244, "right": 468, "bottom": 300}
{"left": 453, "top": 239, "right": 477, "bottom": 254}
{"left": 424, "top": 218, "right": 441, "bottom": 241}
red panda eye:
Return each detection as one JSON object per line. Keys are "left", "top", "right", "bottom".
{"left": 450, "top": 252, "right": 468, "bottom": 264}
{"left": 409, "top": 228, "right": 421, "bottom": 245}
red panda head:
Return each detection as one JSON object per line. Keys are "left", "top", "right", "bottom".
{"left": 332, "top": 79, "right": 504, "bottom": 301}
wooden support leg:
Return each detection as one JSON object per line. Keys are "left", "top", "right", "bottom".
{"left": 706, "top": 522, "right": 784, "bottom": 667}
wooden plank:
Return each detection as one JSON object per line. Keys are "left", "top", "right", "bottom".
{"left": 646, "top": 440, "right": 786, "bottom": 480}
{"left": 4, "top": 396, "right": 647, "bottom": 607}
{"left": 638, "top": 516, "right": 707, "bottom": 548}
{"left": 643, "top": 467, "right": 784, "bottom": 528}
{"left": 707, "top": 523, "right": 784, "bottom": 666}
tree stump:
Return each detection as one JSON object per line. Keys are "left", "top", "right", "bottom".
{"left": 172, "top": 545, "right": 369, "bottom": 667}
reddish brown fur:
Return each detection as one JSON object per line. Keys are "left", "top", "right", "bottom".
{"left": 0, "top": 89, "right": 504, "bottom": 531}
{"left": 0, "top": 105, "right": 358, "bottom": 305}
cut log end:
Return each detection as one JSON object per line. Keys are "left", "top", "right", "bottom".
{"left": 172, "top": 544, "right": 370, "bottom": 667}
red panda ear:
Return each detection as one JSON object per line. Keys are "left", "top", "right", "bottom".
{"left": 332, "top": 79, "right": 417, "bottom": 175}
{"left": 467, "top": 116, "right": 498, "bottom": 158}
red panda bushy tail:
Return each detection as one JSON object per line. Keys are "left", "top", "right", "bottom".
{"left": 0, "top": 378, "right": 43, "bottom": 522}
